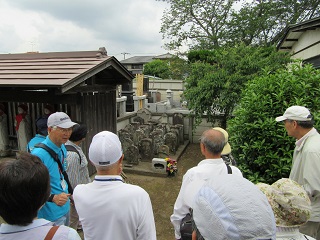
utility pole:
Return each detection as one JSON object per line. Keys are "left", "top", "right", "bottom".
{"left": 121, "top": 52, "right": 130, "bottom": 60}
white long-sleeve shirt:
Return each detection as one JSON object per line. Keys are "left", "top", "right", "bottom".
{"left": 170, "top": 158, "right": 243, "bottom": 239}
{"left": 290, "top": 128, "right": 320, "bottom": 221}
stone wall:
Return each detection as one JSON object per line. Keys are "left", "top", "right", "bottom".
{"left": 132, "top": 79, "right": 184, "bottom": 103}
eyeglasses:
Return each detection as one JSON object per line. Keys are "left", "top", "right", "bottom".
{"left": 56, "top": 127, "right": 73, "bottom": 133}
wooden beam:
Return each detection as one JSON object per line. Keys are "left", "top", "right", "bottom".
{"left": 285, "top": 39, "right": 298, "bottom": 42}
{"left": 65, "top": 84, "right": 116, "bottom": 93}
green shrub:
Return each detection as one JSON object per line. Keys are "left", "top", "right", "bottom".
{"left": 228, "top": 63, "right": 320, "bottom": 184}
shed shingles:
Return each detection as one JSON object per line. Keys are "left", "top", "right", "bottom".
{"left": 0, "top": 79, "right": 70, "bottom": 85}
{"left": 0, "top": 53, "right": 108, "bottom": 86}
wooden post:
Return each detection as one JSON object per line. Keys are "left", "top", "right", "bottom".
{"left": 136, "top": 74, "right": 144, "bottom": 109}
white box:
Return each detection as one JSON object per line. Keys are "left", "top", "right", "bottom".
{"left": 151, "top": 158, "right": 167, "bottom": 173}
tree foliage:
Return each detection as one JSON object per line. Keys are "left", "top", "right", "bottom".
{"left": 228, "top": 63, "right": 320, "bottom": 184}
{"left": 158, "top": 0, "right": 320, "bottom": 50}
{"left": 143, "top": 59, "right": 171, "bottom": 79}
{"left": 183, "top": 44, "right": 291, "bottom": 128}
{"left": 143, "top": 57, "right": 189, "bottom": 79}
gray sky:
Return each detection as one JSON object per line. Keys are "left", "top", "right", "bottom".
{"left": 0, "top": 0, "right": 171, "bottom": 61}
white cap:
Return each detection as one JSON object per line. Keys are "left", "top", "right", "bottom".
{"left": 47, "top": 112, "right": 77, "bottom": 128}
{"left": 192, "top": 175, "right": 276, "bottom": 240}
{"left": 275, "top": 106, "right": 312, "bottom": 122}
{"left": 89, "top": 131, "right": 123, "bottom": 166}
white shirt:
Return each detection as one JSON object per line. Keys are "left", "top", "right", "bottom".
{"left": 170, "top": 158, "right": 243, "bottom": 239}
{"left": 290, "top": 128, "right": 320, "bottom": 221}
{"left": 0, "top": 219, "right": 80, "bottom": 240}
{"left": 73, "top": 175, "right": 156, "bottom": 240}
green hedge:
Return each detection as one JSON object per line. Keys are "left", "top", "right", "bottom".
{"left": 228, "top": 63, "right": 320, "bottom": 183}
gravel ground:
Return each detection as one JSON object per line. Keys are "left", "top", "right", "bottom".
{"left": 125, "top": 143, "right": 202, "bottom": 240}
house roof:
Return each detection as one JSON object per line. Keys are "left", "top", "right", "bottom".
{"left": 120, "top": 55, "right": 155, "bottom": 64}
{"left": 120, "top": 53, "right": 174, "bottom": 64}
{"left": 277, "top": 17, "right": 320, "bottom": 51}
{"left": 0, "top": 47, "right": 134, "bottom": 93}
{"left": 153, "top": 53, "right": 174, "bottom": 59}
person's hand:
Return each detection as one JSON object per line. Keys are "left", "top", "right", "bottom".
{"left": 53, "top": 193, "right": 71, "bottom": 206}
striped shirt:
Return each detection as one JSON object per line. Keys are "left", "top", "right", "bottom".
{"left": 65, "top": 141, "right": 91, "bottom": 189}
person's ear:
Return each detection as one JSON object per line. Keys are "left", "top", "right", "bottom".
{"left": 47, "top": 127, "right": 53, "bottom": 135}
{"left": 119, "top": 154, "right": 124, "bottom": 163}
{"left": 200, "top": 141, "right": 205, "bottom": 154}
{"left": 118, "top": 154, "right": 124, "bottom": 174}
{"left": 292, "top": 120, "right": 298, "bottom": 129}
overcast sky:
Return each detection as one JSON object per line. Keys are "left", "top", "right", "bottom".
{"left": 0, "top": 0, "right": 170, "bottom": 61}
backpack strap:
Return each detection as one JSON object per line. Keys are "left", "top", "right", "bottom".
{"left": 27, "top": 144, "right": 31, "bottom": 153}
{"left": 65, "top": 145, "right": 82, "bottom": 164}
{"left": 226, "top": 163, "right": 232, "bottom": 174}
{"left": 44, "top": 226, "right": 60, "bottom": 240}
{"left": 34, "top": 143, "right": 73, "bottom": 194}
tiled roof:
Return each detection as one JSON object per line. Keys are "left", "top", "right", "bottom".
{"left": 120, "top": 55, "right": 155, "bottom": 64}
{"left": 0, "top": 47, "right": 133, "bottom": 93}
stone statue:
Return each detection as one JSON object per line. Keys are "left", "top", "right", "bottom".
{"left": 0, "top": 103, "right": 10, "bottom": 156}
{"left": 139, "top": 138, "right": 154, "bottom": 162}
{"left": 124, "top": 145, "right": 141, "bottom": 165}
{"left": 164, "top": 132, "right": 177, "bottom": 154}
{"left": 43, "top": 104, "right": 54, "bottom": 117}
{"left": 15, "top": 104, "right": 32, "bottom": 151}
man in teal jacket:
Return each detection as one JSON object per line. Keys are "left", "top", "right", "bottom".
{"left": 32, "top": 112, "right": 77, "bottom": 226}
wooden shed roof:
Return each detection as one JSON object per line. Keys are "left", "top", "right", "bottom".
{"left": 0, "top": 47, "right": 134, "bottom": 93}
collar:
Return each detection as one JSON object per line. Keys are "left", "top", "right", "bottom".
{"left": 0, "top": 219, "right": 52, "bottom": 234}
{"left": 44, "top": 136, "right": 67, "bottom": 157}
{"left": 44, "top": 136, "right": 62, "bottom": 153}
{"left": 198, "top": 158, "right": 224, "bottom": 166}
{"left": 94, "top": 175, "right": 124, "bottom": 183}
{"left": 295, "top": 128, "right": 317, "bottom": 150}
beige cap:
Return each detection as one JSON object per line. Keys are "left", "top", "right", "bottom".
{"left": 212, "top": 127, "right": 231, "bottom": 155}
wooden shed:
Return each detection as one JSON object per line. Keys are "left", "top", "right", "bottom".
{"left": 0, "top": 47, "right": 134, "bottom": 169}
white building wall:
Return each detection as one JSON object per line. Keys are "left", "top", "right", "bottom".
{"left": 132, "top": 79, "right": 185, "bottom": 102}
{"left": 291, "top": 29, "right": 320, "bottom": 60}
